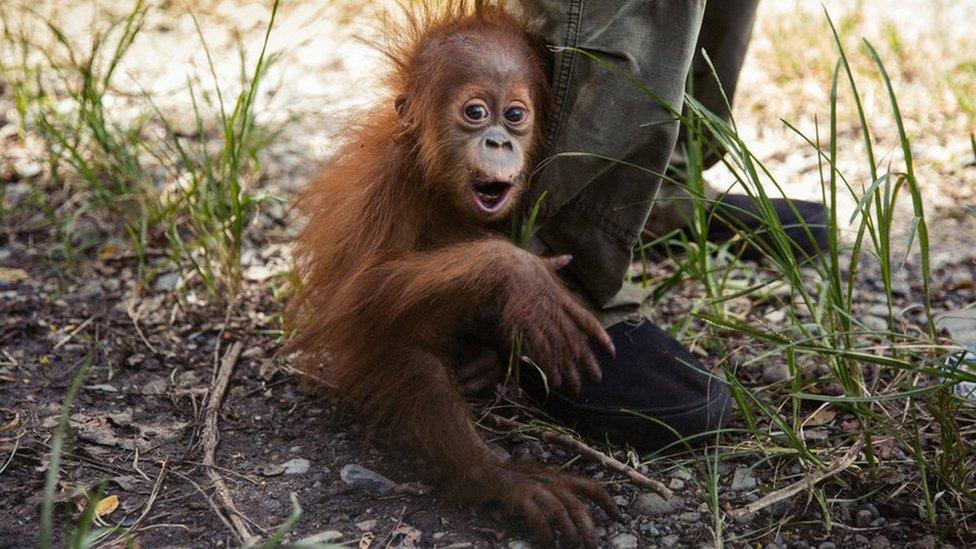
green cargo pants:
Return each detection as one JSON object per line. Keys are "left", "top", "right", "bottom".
{"left": 519, "top": 0, "right": 759, "bottom": 322}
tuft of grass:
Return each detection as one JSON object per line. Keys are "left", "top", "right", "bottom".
{"left": 0, "top": 0, "right": 281, "bottom": 299}
{"left": 39, "top": 355, "right": 99, "bottom": 549}
{"left": 562, "top": 9, "right": 974, "bottom": 543}
{"left": 152, "top": 2, "right": 282, "bottom": 296}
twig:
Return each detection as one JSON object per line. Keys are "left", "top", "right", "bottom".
{"left": 101, "top": 460, "right": 169, "bottom": 548}
{"left": 53, "top": 316, "right": 94, "bottom": 350}
{"left": 730, "top": 443, "right": 862, "bottom": 520}
{"left": 201, "top": 341, "right": 258, "bottom": 545}
{"left": 0, "top": 432, "right": 23, "bottom": 475}
{"left": 169, "top": 469, "right": 238, "bottom": 537}
{"left": 483, "top": 412, "right": 673, "bottom": 499}
{"left": 124, "top": 299, "right": 159, "bottom": 355}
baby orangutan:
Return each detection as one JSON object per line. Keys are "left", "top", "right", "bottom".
{"left": 288, "top": 3, "right": 617, "bottom": 546}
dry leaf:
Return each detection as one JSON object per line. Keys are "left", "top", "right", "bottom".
{"left": 0, "top": 412, "right": 19, "bottom": 432}
{"left": 359, "top": 532, "right": 374, "bottom": 549}
{"left": 389, "top": 524, "right": 422, "bottom": 548}
{"left": 94, "top": 494, "right": 119, "bottom": 517}
{"left": 98, "top": 243, "right": 120, "bottom": 261}
{"left": 805, "top": 407, "right": 836, "bottom": 427}
{"left": 0, "top": 267, "right": 28, "bottom": 283}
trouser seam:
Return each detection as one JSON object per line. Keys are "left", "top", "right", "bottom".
{"left": 541, "top": 0, "right": 583, "bottom": 159}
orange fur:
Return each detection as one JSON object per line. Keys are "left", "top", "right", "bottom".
{"left": 287, "top": 3, "right": 616, "bottom": 546}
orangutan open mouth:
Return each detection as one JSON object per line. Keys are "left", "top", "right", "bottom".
{"left": 471, "top": 180, "right": 514, "bottom": 212}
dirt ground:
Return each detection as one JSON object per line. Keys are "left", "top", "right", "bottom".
{"left": 2, "top": 1, "right": 976, "bottom": 548}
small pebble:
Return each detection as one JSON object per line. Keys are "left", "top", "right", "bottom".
{"left": 633, "top": 493, "right": 684, "bottom": 517}
{"left": 863, "top": 315, "right": 889, "bottom": 331}
{"left": 677, "top": 511, "right": 701, "bottom": 522}
{"left": 609, "top": 533, "right": 638, "bottom": 549}
{"left": 282, "top": 458, "right": 310, "bottom": 475}
{"left": 670, "top": 468, "right": 693, "bottom": 481}
{"left": 339, "top": 463, "right": 395, "bottom": 494}
{"left": 661, "top": 534, "right": 680, "bottom": 546}
{"left": 855, "top": 509, "right": 874, "bottom": 527}
{"left": 640, "top": 522, "right": 661, "bottom": 537}
{"left": 730, "top": 467, "right": 757, "bottom": 491}
{"left": 870, "top": 535, "right": 891, "bottom": 549}
{"left": 762, "top": 362, "right": 791, "bottom": 383}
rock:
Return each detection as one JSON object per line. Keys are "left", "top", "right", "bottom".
{"left": 633, "top": 492, "right": 684, "bottom": 517}
{"left": 613, "top": 495, "right": 629, "bottom": 507}
{"left": 677, "top": 511, "right": 701, "bottom": 522}
{"left": 153, "top": 271, "right": 181, "bottom": 292}
{"left": 890, "top": 282, "right": 910, "bottom": 297}
{"left": 863, "top": 315, "right": 889, "bottom": 331}
{"left": 866, "top": 303, "right": 893, "bottom": 317}
{"left": 915, "top": 535, "right": 937, "bottom": 549}
{"left": 640, "top": 522, "right": 661, "bottom": 537}
{"left": 668, "top": 478, "right": 685, "bottom": 491}
{"left": 610, "top": 533, "right": 638, "bottom": 549}
{"left": 356, "top": 519, "right": 377, "bottom": 531}
{"left": 670, "top": 468, "right": 693, "bottom": 481}
{"left": 870, "top": 535, "right": 891, "bottom": 549}
{"left": 660, "top": 534, "right": 680, "bottom": 546}
{"left": 854, "top": 509, "right": 873, "bottom": 527}
{"left": 818, "top": 543, "right": 836, "bottom": 549}
{"left": 938, "top": 308, "right": 976, "bottom": 350}
{"left": 950, "top": 269, "right": 975, "bottom": 290}
{"left": 766, "top": 499, "right": 792, "bottom": 518}
{"left": 339, "top": 464, "right": 395, "bottom": 494}
{"left": 244, "top": 264, "right": 275, "bottom": 282}
{"left": 836, "top": 502, "right": 853, "bottom": 523}
{"left": 508, "top": 540, "right": 535, "bottom": 549}
{"left": 764, "top": 309, "right": 787, "bottom": 323}
{"left": 282, "top": 458, "right": 310, "bottom": 475}
{"left": 12, "top": 158, "right": 42, "bottom": 178}
{"left": 730, "top": 468, "right": 757, "bottom": 491}
{"left": 762, "top": 362, "right": 791, "bottom": 383}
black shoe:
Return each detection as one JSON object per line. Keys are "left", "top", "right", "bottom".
{"left": 520, "top": 319, "right": 731, "bottom": 450}
{"left": 706, "top": 195, "right": 828, "bottom": 260}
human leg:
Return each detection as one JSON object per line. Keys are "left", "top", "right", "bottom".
{"left": 517, "top": 0, "right": 730, "bottom": 449}
{"left": 647, "top": 0, "right": 828, "bottom": 258}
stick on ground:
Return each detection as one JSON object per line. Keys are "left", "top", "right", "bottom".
{"left": 201, "top": 341, "right": 258, "bottom": 545}
{"left": 730, "top": 443, "right": 862, "bottom": 521}
{"left": 484, "top": 412, "right": 673, "bottom": 499}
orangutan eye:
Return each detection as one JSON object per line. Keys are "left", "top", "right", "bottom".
{"left": 504, "top": 106, "right": 526, "bottom": 124}
{"left": 463, "top": 103, "right": 489, "bottom": 121}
